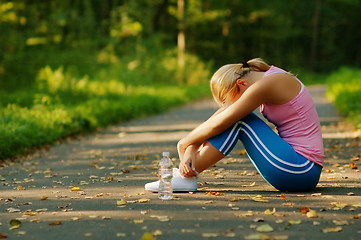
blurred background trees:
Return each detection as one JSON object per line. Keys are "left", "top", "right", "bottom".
{"left": 1, "top": 0, "right": 361, "bottom": 90}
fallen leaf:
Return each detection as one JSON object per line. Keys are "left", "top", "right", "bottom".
{"left": 133, "top": 219, "right": 144, "bottom": 224}
{"left": 280, "top": 194, "right": 287, "bottom": 199}
{"left": 252, "top": 195, "right": 269, "bottom": 202}
{"left": 299, "top": 206, "right": 310, "bottom": 214}
{"left": 229, "top": 197, "right": 241, "bottom": 202}
{"left": 0, "top": 232, "right": 7, "bottom": 239}
{"left": 202, "top": 233, "right": 219, "bottom": 237}
{"left": 30, "top": 218, "right": 41, "bottom": 223}
{"left": 256, "top": 224, "right": 273, "bottom": 233}
{"left": 238, "top": 211, "right": 254, "bottom": 217}
{"left": 7, "top": 208, "right": 21, "bottom": 213}
{"left": 16, "top": 184, "right": 25, "bottom": 190}
{"left": 138, "top": 198, "right": 150, "bottom": 203}
{"left": 71, "top": 186, "right": 81, "bottom": 191}
{"left": 238, "top": 149, "right": 247, "bottom": 155}
{"left": 84, "top": 233, "right": 93, "bottom": 237}
{"left": 306, "top": 210, "right": 318, "bottom": 218}
{"left": 116, "top": 199, "right": 127, "bottom": 206}
{"left": 282, "top": 202, "right": 295, "bottom": 207}
{"left": 48, "top": 221, "right": 62, "bottom": 226}
{"left": 332, "top": 220, "right": 349, "bottom": 226}
{"left": 23, "top": 211, "right": 36, "bottom": 216}
{"left": 264, "top": 208, "right": 276, "bottom": 215}
{"left": 330, "top": 202, "right": 348, "bottom": 209}
{"left": 206, "top": 191, "right": 223, "bottom": 196}
{"left": 288, "top": 220, "right": 302, "bottom": 225}
{"left": 116, "top": 233, "right": 127, "bottom": 237}
{"left": 157, "top": 216, "right": 170, "bottom": 222}
{"left": 9, "top": 219, "right": 21, "bottom": 230}
{"left": 153, "top": 229, "right": 163, "bottom": 236}
{"left": 349, "top": 163, "right": 357, "bottom": 169}
{"left": 352, "top": 213, "right": 361, "bottom": 219}
{"left": 321, "top": 227, "right": 343, "bottom": 233}
{"left": 140, "top": 232, "right": 155, "bottom": 240}
{"left": 40, "top": 196, "right": 48, "bottom": 201}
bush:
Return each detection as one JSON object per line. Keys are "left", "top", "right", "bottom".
{"left": 0, "top": 44, "right": 212, "bottom": 160}
{"left": 326, "top": 67, "right": 361, "bottom": 129}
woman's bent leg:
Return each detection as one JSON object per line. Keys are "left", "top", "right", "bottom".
{"left": 237, "top": 113, "right": 322, "bottom": 192}
{"left": 207, "top": 113, "right": 322, "bottom": 192}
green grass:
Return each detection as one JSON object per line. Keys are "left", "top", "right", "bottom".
{"left": 326, "top": 67, "right": 361, "bottom": 129}
{"left": 0, "top": 44, "right": 212, "bottom": 160}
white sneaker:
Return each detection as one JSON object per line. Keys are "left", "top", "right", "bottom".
{"left": 145, "top": 168, "right": 197, "bottom": 192}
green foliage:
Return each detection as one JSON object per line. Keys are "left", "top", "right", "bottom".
{"left": 0, "top": 40, "right": 212, "bottom": 159}
{"left": 326, "top": 67, "right": 361, "bottom": 129}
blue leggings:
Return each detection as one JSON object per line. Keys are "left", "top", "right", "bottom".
{"left": 208, "top": 113, "right": 322, "bottom": 192}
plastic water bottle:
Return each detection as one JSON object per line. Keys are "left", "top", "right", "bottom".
{"left": 158, "top": 152, "right": 173, "bottom": 200}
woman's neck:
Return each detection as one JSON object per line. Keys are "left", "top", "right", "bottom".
{"left": 246, "top": 71, "right": 265, "bottom": 85}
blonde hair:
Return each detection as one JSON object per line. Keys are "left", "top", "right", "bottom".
{"left": 210, "top": 58, "right": 270, "bottom": 107}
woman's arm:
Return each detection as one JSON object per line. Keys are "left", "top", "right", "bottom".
{"left": 178, "top": 79, "right": 273, "bottom": 152}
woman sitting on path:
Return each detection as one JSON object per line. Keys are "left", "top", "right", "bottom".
{"left": 145, "top": 58, "right": 324, "bottom": 192}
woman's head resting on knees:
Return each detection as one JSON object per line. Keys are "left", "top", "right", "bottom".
{"left": 210, "top": 58, "right": 270, "bottom": 107}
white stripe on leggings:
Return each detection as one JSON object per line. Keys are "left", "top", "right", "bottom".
{"left": 239, "top": 123, "right": 314, "bottom": 174}
{"left": 219, "top": 122, "right": 241, "bottom": 154}
{"left": 240, "top": 121, "right": 310, "bottom": 167}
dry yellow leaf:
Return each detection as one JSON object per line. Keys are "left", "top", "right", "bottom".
{"left": 229, "top": 197, "right": 241, "bottom": 202}
{"left": 321, "top": 227, "right": 343, "bottom": 233}
{"left": 116, "top": 199, "right": 127, "bottom": 206}
{"left": 71, "top": 186, "right": 80, "bottom": 191}
{"left": 306, "top": 210, "right": 318, "bottom": 218}
{"left": 153, "top": 229, "right": 163, "bottom": 236}
{"left": 40, "top": 196, "right": 48, "bottom": 200}
{"left": 288, "top": 220, "right": 302, "bottom": 225}
{"left": 264, "top": 208, "right": 276, "bottom": 215}
{"left": 23, "top": 211, "right": 36, "bottom": 216}
{"left": 133, "top": 219, "right": 144, "bottom": 224}
{"left": 256, "top": 224, "right": 274, "bottom": 233}
{"left": 141, "top": 232, "right": 155, "bottom": 240}
{"left": 157, "top": 216, "right": 170, "bottom": 222}
{"left": 138, "top": 198, "right": 150, "bottom": 203}
{"left": 252, "top": 195, "right": 269, "bottom": 202}
{"left": 333, "top": 220, "right": 349, "bottom": 226}
{"left": 330, "top": 202, "right": 348, "bottom": 209}
{"left": 237, "top": 211, "right": 254, "bottom": 217}
{"left": 48, "top": 221, "right": 62, "bottom": 225}
{"left": 202, "top": 233, "right": 219, "bottom": 237}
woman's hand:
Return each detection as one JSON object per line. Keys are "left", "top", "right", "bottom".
{"left": 179, "top": 144, "right": 199, "bottom": 178}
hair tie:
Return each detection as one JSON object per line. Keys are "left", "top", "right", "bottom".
{"left": 242, "top": 61, "right": 249, "bottom": 68}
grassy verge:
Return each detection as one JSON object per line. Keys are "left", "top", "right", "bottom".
{"left": 0, "top": 44, "right": 212, "bottom": 160}
{"left": 326, "top": 67, "right": 361, "bottom": 129}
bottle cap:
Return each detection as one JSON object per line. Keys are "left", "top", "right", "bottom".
{"left": 162, "top": 152, "right": 170, "bottom": 157}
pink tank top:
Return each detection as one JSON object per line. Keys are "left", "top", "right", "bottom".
{"left": 260, "top": 66, "right": 324, "bottom": 167}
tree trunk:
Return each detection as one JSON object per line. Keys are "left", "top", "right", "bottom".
{"left": 177, "top": 0, "right": 185, "bottom": 84}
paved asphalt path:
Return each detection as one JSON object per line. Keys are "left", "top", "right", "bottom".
{"left": 1, "top": 85, "right": 360, "bottom": 240}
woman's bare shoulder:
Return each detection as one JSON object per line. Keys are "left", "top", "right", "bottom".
{"left": 257, "top": 73, "right": 301, "bottom": 104}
